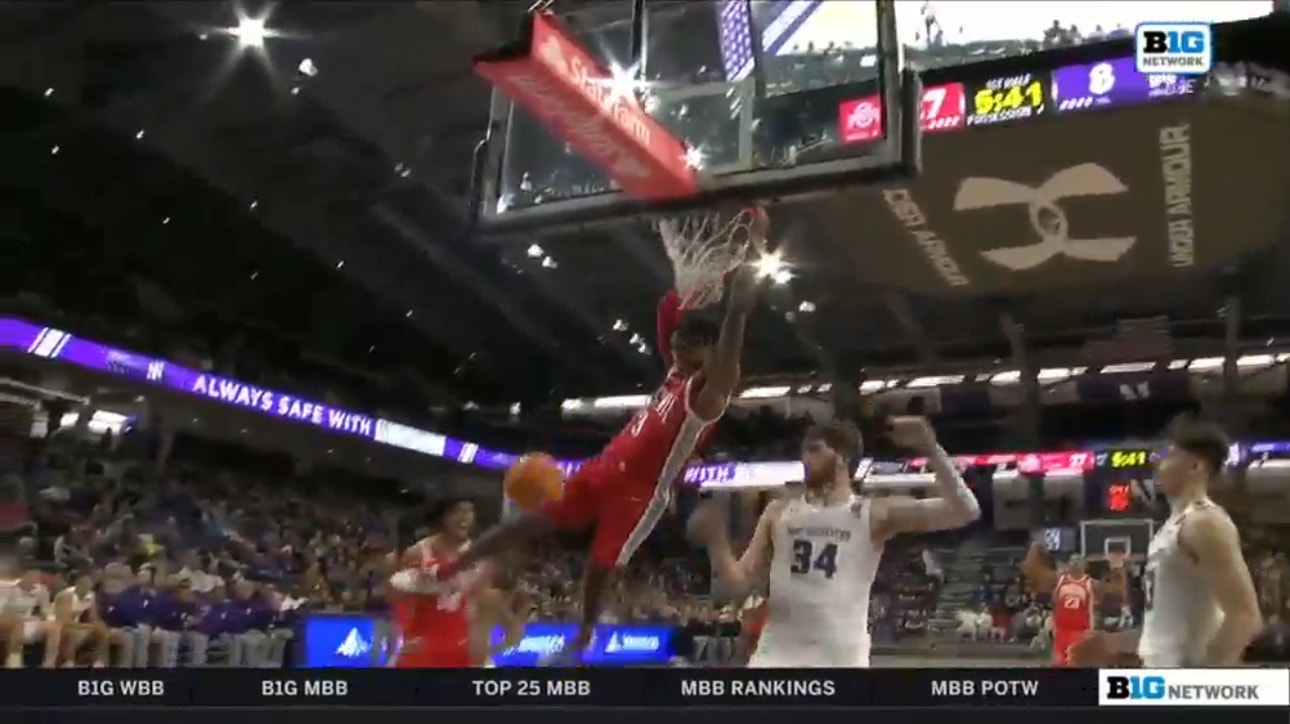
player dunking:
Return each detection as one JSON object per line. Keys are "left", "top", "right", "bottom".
{"left": 1071, "top": 415, "right": 1263, "bottom": 667}
{"left": 689, "top": 417, "right": 981, "bottom": 667}
{"left": 431, "top": 211, "right": 767, "bottom": 662}
{"left": 1021, "top": 546, "right": 1126, "bottom": 666}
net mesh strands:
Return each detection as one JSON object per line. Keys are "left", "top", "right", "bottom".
{"left": 656, "top": 206, "right": 766, "bottom": 310}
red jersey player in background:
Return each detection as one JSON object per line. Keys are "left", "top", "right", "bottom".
{"left": 1021, "top": 542, "right": 1126, "bottom": 666}
{"left": 388, "top": 499, "right": 485, "bottom": 668}
{"left": 433, "top": 216, "right": 766, "bottom": 662}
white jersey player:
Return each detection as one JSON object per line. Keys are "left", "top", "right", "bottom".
{"left": 1071, "top": 415, "right": 1262, "bottom": 667}
{"left": 689, "top": 417, "right": 981, "bottom": 667}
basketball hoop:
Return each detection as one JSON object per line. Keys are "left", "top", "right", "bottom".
{"left": 1107, "top": 552, "right": 1126, "bottom": 570}
{"left": 656, "top": 206, "right": 766, "bottom": 310}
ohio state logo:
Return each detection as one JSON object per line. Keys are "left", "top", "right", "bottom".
{"left": 848, "top": 101, "right": 879, "bottom": 129}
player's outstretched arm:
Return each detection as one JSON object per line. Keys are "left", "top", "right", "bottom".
{"left": 1186, "top": 508, "right": 1263, "bottom": 664}
{"left": 1021, "top": 541, "right": 1059, "bottom": 595}
{"left": 873, "top": 417, "right": 981, "bottom": 539}
{"left": 693, "top": 265, "right": 757, "bottom": 420}
{"left": 689, "top": 497, "right": 781, "bottom": 597}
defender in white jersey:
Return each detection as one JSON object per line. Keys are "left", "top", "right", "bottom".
{"left": 689, "top": 417, "right": 981, "bottom": 667}
{"left": 1071, "top": 415, "right": 1262, "bottom": 667}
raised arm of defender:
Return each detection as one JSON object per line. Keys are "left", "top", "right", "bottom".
{"left": 689, "top": 497, "right": 783, "bottom": 597}
{"left": 872, "top": 417, "right": 981, "bottom": 541}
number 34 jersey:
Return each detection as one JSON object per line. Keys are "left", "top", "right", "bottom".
{"left": 753, "top": 494, "right": 883, "bottom": 668}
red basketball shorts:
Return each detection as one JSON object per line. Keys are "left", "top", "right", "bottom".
{"left": 1051, "top": 629, "right": 1087, "bottom": 667}
{"left": 394, "top": 645, "right": 473, "bottom": 668}
{"left": 540, "top": 456, "right": 664, "bottom": 569}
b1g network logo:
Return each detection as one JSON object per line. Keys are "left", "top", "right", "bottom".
{"left": 1135, "top": 23, "right": 1212, "bottom": 75}
{"left": 1099, "top": 669, "right": 1290, "bottom": 707}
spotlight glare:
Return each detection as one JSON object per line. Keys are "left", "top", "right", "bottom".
{"left": 231, "top": 15, "right": 269, "bottom": 49}
{"left": 754, "top": 251, "right": 786, "bottom": 280}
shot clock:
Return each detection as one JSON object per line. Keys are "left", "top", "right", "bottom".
{"left": 965, "top": 73, "right": 1052, "bottom": 127}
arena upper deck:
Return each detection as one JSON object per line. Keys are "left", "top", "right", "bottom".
{"left": 4, "top": 2, "right": 1289, "bottom": 408}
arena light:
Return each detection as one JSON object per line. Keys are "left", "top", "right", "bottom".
{"left": 230, "top": 14, "right": 270, "bottom": 49}
{"left": 541, "top": 256, "right": 557, "bottom": 269}
{"left": 526, "top": 243, "right": 544, "bottom": 258}
{"left": 612, "top": 319, "right": 628, "bottom": 332}
{"left": 605, "top": 63, "right": 642, "bottom": 105}
{"left": 754, "top": 250, "right": 788, "bottom": 281}
{"left": 798, "top": 301, "right": 816, "bottom": 313}
{"left": 298, "top": 58, "right": 318, "bottom": 77}
{"left": 684, "top": 146, "right": 707, "bottom": 170}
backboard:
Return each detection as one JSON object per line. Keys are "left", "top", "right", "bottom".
{"left": 472, "top": 0, "right": 918, "bottom": 235}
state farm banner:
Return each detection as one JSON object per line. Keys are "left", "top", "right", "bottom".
{"left": 474, "top": 12, "right": 698, "bottom": 201}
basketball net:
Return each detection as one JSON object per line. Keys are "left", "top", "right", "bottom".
{"left": 656, "top": 207, "right": 765, "bottom": 310}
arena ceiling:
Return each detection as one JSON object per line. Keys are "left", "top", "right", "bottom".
{"left": 5, "top": 2, "right": 1290, "bottom": 411}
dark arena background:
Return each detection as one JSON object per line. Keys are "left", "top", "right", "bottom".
{"left": 3, "top": 0, "right": 1290, "bottom": 721}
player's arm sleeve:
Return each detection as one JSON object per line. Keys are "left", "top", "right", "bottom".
{"left": 710, "top": 501, "right": 780, "bottom": 597}
{"left": 879, "top": 445, "right": 981, "bottom": 536}
{"left": 1188, "top": 511, "right": 1263, "bottom": 664}
{"left": 656, "top": 290, "right": 682, "bottom": 367}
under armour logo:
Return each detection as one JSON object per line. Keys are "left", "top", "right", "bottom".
{"left": 953, "top": 163, "right": 1136, "bottom": 271}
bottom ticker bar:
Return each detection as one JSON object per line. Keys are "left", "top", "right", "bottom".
{"left": 3, "top": 668, "right": 1102, "bottom": 708}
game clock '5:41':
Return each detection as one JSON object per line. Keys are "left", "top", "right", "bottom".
{"left": 966, "top": 73, "right": 1050, "bottom": 127}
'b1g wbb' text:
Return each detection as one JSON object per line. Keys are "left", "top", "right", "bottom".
{"left": 78, "top": 680, "right": 166, "bottom": 697}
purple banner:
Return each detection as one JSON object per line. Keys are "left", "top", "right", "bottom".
{"left": 8, "top": 316, "right": 1265, "bottom": 488}
{"left": 0, "top": 317, "right": 755, "bottom": 487}
{"left": 1054, "top": 56, "right": 1198, "bottom": 113}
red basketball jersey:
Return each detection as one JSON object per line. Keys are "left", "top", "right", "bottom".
{"left": 1051, "top": 574, "right": 1095, "bottom": 633}
{"left": 598, "top": 370, "right": 720, "bottom": 487}
{"left": 391, "top": 539, "right": 473, "bottom": 663}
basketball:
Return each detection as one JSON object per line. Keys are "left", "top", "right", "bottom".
{"left": 503, "top": 453, "right": 564, "bottom": 512}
